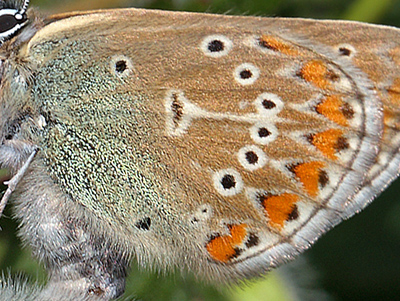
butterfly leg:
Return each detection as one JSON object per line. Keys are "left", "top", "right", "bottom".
{"left": 9, "top": 158, "right": 130, "bottom": 299}
{"left": 0, "top": 148, "right": 37, "bottom": 218}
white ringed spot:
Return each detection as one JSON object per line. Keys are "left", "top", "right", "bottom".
{"left": 336, "top": 44, "right": 356, "bottom": 58}
{"left": 110, "top": 55, "right": 133, "bottom": 77}
{"left": 254, "top": 92, "right": 284, "bottom": 115}
{"left": 200, "top": 35, "right": 233, "bottom": 58}
{"left": 238, "top": 145, "right": 268, "bottom": 171}
{"left": 213, "top": 169, "right": 244, "bottom": 196}
{"left": 234, "top": 63, "right": 259, "bottom": 85}
{"left": 250, "top": 123, "right": 278, "bottom": 145}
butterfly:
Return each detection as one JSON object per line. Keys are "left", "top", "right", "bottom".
{"left": 1, "top": 0, "right": 400, "bottom": 299}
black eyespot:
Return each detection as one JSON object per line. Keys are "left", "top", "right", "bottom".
{"left": 221, "top": 174, "right": 236, "bottom": 189}
{"left": 135, "top": 217, "right": 151, "bottom": 230}
{"left": 262, "top": 99, "right": 276, "bottom": 109}
{"left": 235, "top": 64, "right": 259, "bottom": 85}
{"left": 214, "top": 169, "right": 243, "bottom": 196}
{"left": 339, "top": 47, "right": 351, "bottom": 56}
{"left": 208, "top": 40, "right": 224, "bottom": 52}
{"left": 111, "top": 55, "right": 132, "bottom": 77}
{"left": 258, "top": 127, "right": 271, "bottom": 138}
{"left": 115, "top": 60, "right": 127, "bottom": 73}
{"left": 202, "top": 35, "right": 232, "bottom": 57}
{"left": 245, "top": 151, "right": 258, "bottom": 164}
{"left": 240, "top": 69, "right": 252, "bottom": 79}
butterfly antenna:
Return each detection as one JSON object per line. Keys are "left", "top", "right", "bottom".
{"left": 18, "top": 0, "right": 29, "bottom": 16}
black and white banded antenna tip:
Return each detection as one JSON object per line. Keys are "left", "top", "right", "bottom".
{"left": 0, "top": 0, "right": 30, "bottom": 43}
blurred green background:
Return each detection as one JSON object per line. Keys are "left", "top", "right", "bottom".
{"left": 1, "top": 0, "right": 400, "bottom": 300}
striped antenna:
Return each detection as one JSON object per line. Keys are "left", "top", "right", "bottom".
{"left": 19, "top": 0, "right": 29, "bottom": 15}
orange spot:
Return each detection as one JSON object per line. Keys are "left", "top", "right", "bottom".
{"left": 309, "top": 129, "right": 345, "bottom": 160}
{"left": 387, "top": 78, "right": 400, "bottom": 105}
{"left": 206, "top": 224, "right": 248, "bottom": 263}
{"left": 260, "top": 193, "right": 299, "bottom": 230}
{"left": 383, "top": 108, "right": 400, "bottom": 130}
{"left": 298, "top": 60, "right": 338, "bottom": 89}
{"left": 316, "top": 95, "right": 353, "bottom": 126}
{"left": 292, "top": 161, "right": 326, "bottom": 197}
{"left": 389, "top": 46, "right": 400, "bottom": 66}
{"left": 258, "top": 35, "right": 298, "bottom": 55}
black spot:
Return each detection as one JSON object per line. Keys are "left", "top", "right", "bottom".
{"left": 208, "top": 233, "right": 220, "bottom": 241}
{"left": 231, "top": 247, "right": 243, "bottom": 259}
{"left": 240, "top": 69, "right": 252, "bottom": 79}
{"left": 288, "top": 205, "right": 299, "bottom": 221}
{"left": 336, "top": 136, "right": 349, "bottom": 151}
{"left": 319, "top": 170, "right": 329, "bottom": 188}
{"left": 342, "top": 103, "right": 355, "bottom": 119}
{"left": 135, "top": 217, "right": 151, "bottom": 230}
{"left": 258, "top": 127, "right": 271, "bottom": 138}
{"left": 256, "top": 192, "right": 271, "bottom": 206}
{"left": 286, "top": 163, "right": 297, "bottom": 174}
{"left": 258, "top": 38, "right": 275, "bottom": 50}
{"left": 115, "top": 60, "right": 127, "bottom": 73}
{"left": 245, "top": 151, "right": 259, "bottom": 164}
{"left": 339, "top": 47, "right": 351, "bottom": 56}
{"left": 202, "top": 208, "right": 208, "bottom": 213}
{"left": 262, "top": 99, "right": 276, "bottom": 109}
{"left": 208, "top": 40, "right": 224, "bottom": 52}
{"left": 171, "top": 93, "right": 184, "bottom": 126}
{"left": 221, "top": 174, "right": 236, "bottom": 190}
{"left": 191, "top": 217, "right": 199, "bottom": 224}
{"left": 5, "top": 134, "right": 13, "bottom": 140}
{"left": 245, "top": 233, "right": 259, "bottom": 248}
{"left": 305, "top": 133, "right": 315, "bottom": 144}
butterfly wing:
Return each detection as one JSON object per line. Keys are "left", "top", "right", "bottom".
{"left": 19, "top": 9, "right": 400, "bottom": 282}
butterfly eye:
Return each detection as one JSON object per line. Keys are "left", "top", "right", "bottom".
{"left": 0, "top": 0, "right": 29, "bottom": 44}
